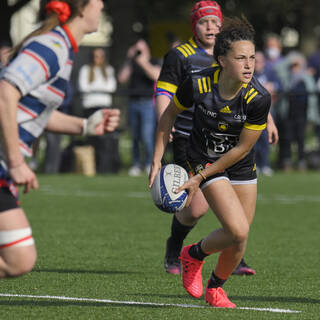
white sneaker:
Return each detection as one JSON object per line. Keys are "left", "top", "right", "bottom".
{"left": 128, "top": 166, "right": 141, "bottom": 176}
{"left": 261, "top": 166, "right": 273, "bottom": 176}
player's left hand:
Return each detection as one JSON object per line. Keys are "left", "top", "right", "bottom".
{"left": 266, "top": 113, "right": 278, "bottom": 145}
{"left": 175, "top": 174, "right": 202, "bottom": 208}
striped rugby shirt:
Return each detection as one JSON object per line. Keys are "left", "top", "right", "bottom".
{"left": 0, "top": 25, "right": 77, "bottom": 161}
{"left": 156, "top": 38, "right": 215, "bottom": 136}
{"left": 173, "top": 65, "right": 271, "bottom": 162}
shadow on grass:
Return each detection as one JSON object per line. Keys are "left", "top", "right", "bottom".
{"left": 230, "top": 295, "right": 320, "bottom": 305}
{"left": 128, "top": 293, "right": 194, "bottom": 300}
{"left": 132, "top": 293, "right": 320, "bottom": 304}
{"left": 0, "top": 299, "right": 198, "bottom": 309}
{"left": 31, "top": 268, "right": 139, "bottom": 275}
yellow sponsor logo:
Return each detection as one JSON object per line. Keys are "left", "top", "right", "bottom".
{"left": 218, "top": 121, "right": 228, "bottom": 131}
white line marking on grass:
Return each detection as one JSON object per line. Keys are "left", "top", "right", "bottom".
{"left": 0, "top": 293, "right": 301, "bottom": 313}
{"left": 238, "top": 307, "right": 300, "bottom": 313}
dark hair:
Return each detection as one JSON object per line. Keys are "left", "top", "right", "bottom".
{"left": 89, "top": 48, "right": 108, "bottom": 82}
{"left": 10, "top": 0, "right": 90, "bottom": 59}
{"left": 214, "top": 15, "right": 255, "bottom": 64}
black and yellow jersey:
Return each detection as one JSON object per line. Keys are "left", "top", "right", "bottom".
{"left": 173, "top": 66, "right": 271, "bottom": 162}
{"left": 156, "top": 38, "right": 215, "bottom": 136}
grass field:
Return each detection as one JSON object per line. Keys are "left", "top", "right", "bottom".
{"left": 0, "top": 172, "right": 319, "bottom": 319}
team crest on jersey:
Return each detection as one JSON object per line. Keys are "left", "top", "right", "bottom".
{"left": 219, "top": 106, "right": 231, "bottom": 113}
{"left": 52, "top": 41, "right": 62, "bottom": 49}
{"left": 218, "top": 121, "right": 228, "bottom": 131}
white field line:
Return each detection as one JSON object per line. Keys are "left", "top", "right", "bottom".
{"left": 0, "top": 293, "right": 301, "bottom": 313}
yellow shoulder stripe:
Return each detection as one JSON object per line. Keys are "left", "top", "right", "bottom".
{"left": 244, "top": 122, "right": 267, "bottom": 131}
{"left": 246, "top": 91, "right": 258, "bottom": 104}
{"left": 177, "top": 42, "right": 196, "bottom": 57}
{"left": 184, "top": 43, "right": 196, "bottom": 54}
{"left": 177, "top": 46, "right": 188, "bottom": 57}
{"left": 213, "top": 69, "right": 220, "bottom": 84}
{"left": 244, "top": 88, "right": 255, "bottom": 100}
{"left": 189, "top": 38, "right": 197, "bottom": 48}
{"left": 197, "top": 76, "right": 212, "bottom": 94}
{"left": 173, "top": 95, "right": 188, "bottom": 111}
{"left": 156, "top": 81, "right": 177, "bottom": 94}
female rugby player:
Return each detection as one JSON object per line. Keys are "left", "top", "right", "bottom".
{"left": 150, "top": 16, "right": 270, "bottom": 308}
{"left": 0, "top": 0, "right": 120, "bottom": 278}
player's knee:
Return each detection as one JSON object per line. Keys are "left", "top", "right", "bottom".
{"left": 7, "top": 257, "right": 36, "bottom": 278}
{"left": 189, "top": 199, "right": 209, "bottom": 219}
{"left": 229, "top": 224, "right": 249, "bottom": 244}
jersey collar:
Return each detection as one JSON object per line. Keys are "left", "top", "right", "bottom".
{"left": 62, "top": 24, "right": 78, "bottom": 53}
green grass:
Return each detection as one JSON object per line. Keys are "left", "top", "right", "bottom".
{"left": 0, "top": 172, "right": 319, "bottom": 319}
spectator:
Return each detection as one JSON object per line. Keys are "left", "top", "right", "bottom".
{"left": 279, "top": 52, "right": 318, "bottom": 171}
{"left": 307, "top": 37, "right": 320, "bottom": 145}
{"left": 117, "top": 39, "right": 161, "bottom": 176}
{"left": 254, "top": 51, "right": 282, "bottom": 175}
{"left": 0, "top": 0, "right": 32, "bottom": 46}
{"left": 78, "top": 48, "right": 120, "bottom": 173}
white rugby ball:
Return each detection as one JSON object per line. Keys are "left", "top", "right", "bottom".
{"left": 151, "top": 164, "right": 189, "bottom": 213}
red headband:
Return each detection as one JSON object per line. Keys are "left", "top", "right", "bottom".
{"left": 45, "top": 1, "right": 71, "bottom": 23}
{"left": 190, "top": 1, "right": 222, "bottom": 37}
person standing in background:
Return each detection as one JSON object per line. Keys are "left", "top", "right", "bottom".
{"left": 78, "top": 47, "right": 119, "bottom": 173}
{"left": 278, "top": 52, "right": 318, "bottom": 171}
{"left": 117, "top": 39, "right": 161, "bottom": 176}
{"left": 254, "top": 51, "right": 282, "bottom": 176}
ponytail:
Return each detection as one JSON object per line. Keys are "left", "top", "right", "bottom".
{"left": 9, "top": 0, "right": 79, "bottom": 61}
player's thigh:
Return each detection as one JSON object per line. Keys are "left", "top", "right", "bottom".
{"left": 232, "top": 183, "right": 257, "bottom": 225}
{"left": 189, "top": 188, "right": 209, "bottom": 216}
{"left": 202, "top": 179, "right": 249, "bottom": 236}
{"left": 0, "top": 207, "right": 32, "bottom": 230}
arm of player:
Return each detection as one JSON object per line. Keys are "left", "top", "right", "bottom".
{"left": 46, "top": 109, "right": 120, "bottom": 135}
{"left": 266, "top": 112, "right": 278, "bottom": 144}
{"left": 0, "top": 80, "right": 38, "bottom": 193}
{"left": 176, "top": 127, "right": 262, "bottom": 207}
{"left": 155, "top": 95, "right": 175, "bottom": 142}
{"left": 149, "top": 100, "right": 181, "bottom": 188}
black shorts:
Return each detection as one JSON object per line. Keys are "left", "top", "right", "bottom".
{"left": 187, "top": 150, "right": 257, "bottom": 188}
{"left": 0, "top": 187, "right": 19, "bottom": 213}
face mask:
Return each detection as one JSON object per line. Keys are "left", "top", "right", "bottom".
{"left": 266, "top": 47, "right": 280, "bottom": 60}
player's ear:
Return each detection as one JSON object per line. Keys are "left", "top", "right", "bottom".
{"left": 217, "top": 55, "right": 225, "bottom": 68}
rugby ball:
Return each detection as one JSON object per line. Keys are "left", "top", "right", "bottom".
{"left": 151, "top": 164, "right": 189, "bottom": 213}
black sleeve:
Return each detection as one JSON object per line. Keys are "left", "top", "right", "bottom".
{"left": 158, "top": 49, "right": 185, "bottom": 90}
{"left": 245, "top": 93, "right": 271, "bottom": 129}
{"left": 174, "top": 75, "right": 195, "bottom": 110}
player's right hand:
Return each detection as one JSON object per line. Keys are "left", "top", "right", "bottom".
{"left": 9, "top": 161, "right": 39, "bottom": 194}
{"left": 148, "top": 161, "right": 161, "bottom": 188}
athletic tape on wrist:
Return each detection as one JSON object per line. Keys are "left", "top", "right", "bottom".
{"left": 82, "top": 110, "right": 104, "bottom": 136}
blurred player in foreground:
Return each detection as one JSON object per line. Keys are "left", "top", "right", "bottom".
{"left": 0, "top": 0, "right": 120, "bottom": 278}
{"left": 156, "top": 0, "right": 278, "bottom": 276}
{"left": 150, "top": 16, "right": 270, "bottom": 308}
